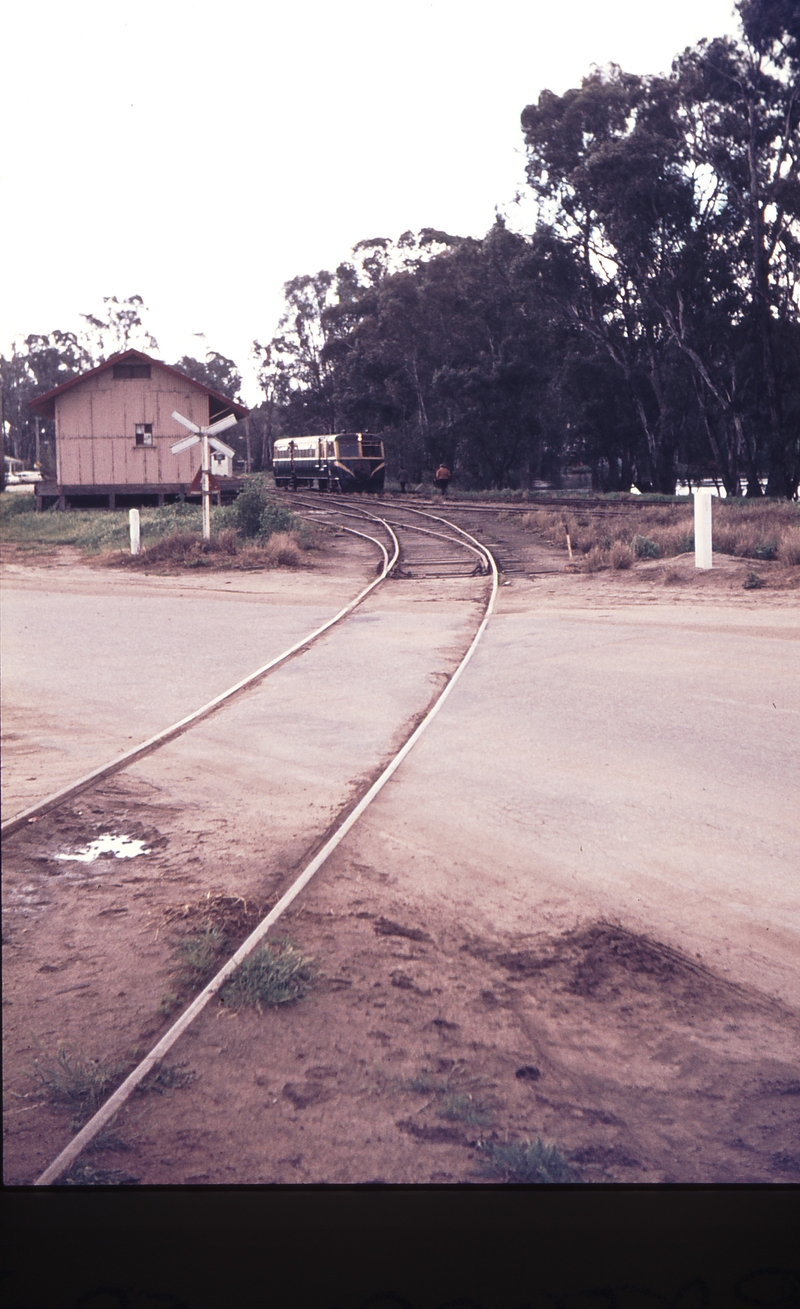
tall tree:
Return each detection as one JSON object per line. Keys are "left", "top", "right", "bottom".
{"left": 671, "top": 0, "right": 800, "bottom": 496}
{"left": 79, "top": 294, "right": 159, "bottom": 362}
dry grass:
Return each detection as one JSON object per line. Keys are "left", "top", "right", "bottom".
{"left": 520, "top": 501, "right": 800, "bottom": 570}
{"left": 107, "top": 527, "right": 310, "bottom": 572}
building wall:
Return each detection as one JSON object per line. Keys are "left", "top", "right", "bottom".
{"left": 55, "top": 365, "right": 213, "bottom": 485}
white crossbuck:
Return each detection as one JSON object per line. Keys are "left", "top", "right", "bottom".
{"left": 171, "top": 410, "right": 239, "bottom": 539}
{"left": 170, "top": 411, "right": 237, "bottom": 458}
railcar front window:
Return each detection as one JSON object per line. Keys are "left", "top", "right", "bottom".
{"left": 337, "top": 439, "right": 360, "bottom": 457}
{"left": 361, "top": 443, "right": 382, "bottom": 457}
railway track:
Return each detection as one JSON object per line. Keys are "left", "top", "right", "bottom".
{"left": 3, "top": 499, "right": 498, "bottom": 1185}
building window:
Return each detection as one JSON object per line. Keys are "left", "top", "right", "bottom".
{"left": 135, "top": 424, "right": 153, "bottom": 446}
{"left": 114, "top": 363, "right": 151, "bottom": 379}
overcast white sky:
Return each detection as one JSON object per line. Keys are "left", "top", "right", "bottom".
{"left": 2, "top": 0, "right": 737, "bottom": 403}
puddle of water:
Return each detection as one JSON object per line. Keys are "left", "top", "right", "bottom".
{"left": 54, "top": 833, "right": 151, "bottom": 864}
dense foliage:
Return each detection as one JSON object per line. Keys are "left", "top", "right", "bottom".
{"left": 3, "top": 0, "right": 798, "bottom": 495}
{"left": 250, "top": 0, "right": 798, "bottom": 495}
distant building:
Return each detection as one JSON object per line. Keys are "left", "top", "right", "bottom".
{"left": 29, "top": 348, "right": 248, "bottom": 509}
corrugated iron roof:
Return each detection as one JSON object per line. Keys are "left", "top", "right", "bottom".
{"left": 29, "top": 349, "right": 249, "bottom": 420}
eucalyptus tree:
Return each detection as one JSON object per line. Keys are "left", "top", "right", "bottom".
{"left": 173, "top": 351, "right": 243, "bottom": 402}
{"left": 79, "top": 294, "right": 159, "bottom": 362}
{"left": 0, "top": 330, "right": 90, "bottom": 470}
{"left": 521, "top": 67, "right": 701, "bottom": 493}
{"left": 669, "top": 0, "right": 800, "bottom": 496}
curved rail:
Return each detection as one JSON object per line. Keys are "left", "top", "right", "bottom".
{"left": 34, "top": 512, "right": 497, "bottom": 1185}
{"left": 305, "top": 506, "right": 488, "bottom": 573}
{"left": 2, "top": 519, "right": 399, "bottom": 838}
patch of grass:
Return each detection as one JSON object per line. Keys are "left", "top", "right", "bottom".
{"left": 60, "top": 1163, "right": 140, "bottom": 1186}
{"left": 407, "top": 1071, "right": 439, "bottom": 1094}
{"left": 477, "top": 1137, "right": 580, "bottom": 1183}
{"left": 609, "top": 541, "right": 634, "bottom": 570}
{"left": 0, "top": 492, "right": 38, "bottom": 515}
{"left": 27, "top": 1040, "right": 129, "bottom": 1126}
{"left": 520, "top": 499, "right": 800, "bottom": 567}
{"left": 261, "top": 530, "right": 303, "bottom": 567}
{"left": 83, "top": 1128, "right": 130, "bottom": 1154}
{"left": 171, "top": 926, "right": 230, "bottom": 989}
{"left": 138, "top": 1062, "right": 197, "bottom": 1094}
{"left": 436, "top": 1093, "right": 492, "bottom": 1126}
{"left": 779, "top": 527, "right": 800, "bottom": 566}
{"left": 219, "top": 941, "right": 317, "bottom": 1012}
{"left": 743, "top": 570, "right": 766, "bottom": 590}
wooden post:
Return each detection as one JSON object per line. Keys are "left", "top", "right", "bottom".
{"left": 129, "top": 508, "right": 141, "bottom": 555}
{"left": 245, "top": 414, "right": 252, "bottom": 474}
{"left": 694, "top": 489, "right": 712, "bottom": 569}
{"left": 201, "top": 431, "right": 211, "bottom": 540}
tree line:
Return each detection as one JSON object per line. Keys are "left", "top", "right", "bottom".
{"left": 2, "top": 0, "right": 798, "bottom": 496}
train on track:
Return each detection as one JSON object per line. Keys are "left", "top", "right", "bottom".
{"left": 273, "top": 433, "right": 385, "bottom": 493}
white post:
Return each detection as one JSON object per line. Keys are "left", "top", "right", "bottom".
{"left": 694, "top": 489, "right": 712, "bottom": 569}
{"left": 129, "top": 508, "right": 141, "bottom": 556}
{"left": 201, "top": 430, "right": 211, "bottom": 541}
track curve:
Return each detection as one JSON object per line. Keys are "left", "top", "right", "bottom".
{"left": 29, "top": 501, "right": 497, "bottom": 1185}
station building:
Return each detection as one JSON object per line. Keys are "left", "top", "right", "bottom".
{"left": 29, "top": 348, "right": 248, "bottom": 509}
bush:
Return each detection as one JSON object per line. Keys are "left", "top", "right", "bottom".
{"left": 751, "top": 539, "right": 778, "bottom": 561}
{"left": 235, "top": 485, "right": 267, "bottom": 537}
{"left": 259, "top": 502, "right": 296, "bottom": 539}
{"left": 0, "top": 491, "right": 37, "bottom": 515}
{"left": 633, "top": 534, "right": 661, "bottom": 559}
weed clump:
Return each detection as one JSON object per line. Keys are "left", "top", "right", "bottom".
{"left": 477, "top": 1137, "right": 579, "bottom": 1183}
{"left": 171, "top": 926, "right": 230, "bottom": 989}
{"left": 609, "top": 541, "right": 634, "bottom": 570}
{"left": 437, "top": 1093, "right": 491, "bottom": 1126}
{"left": 633, "top": 534, "right": 661, "bottom": 559}
{"left": 60, "top": 1163, "right": 140, "bottom": 1186}
{"left": 779, "top": 527, "right": 800, "bottom": 566}
{"left": 27, "top": 1041, "right": 128, "bottom": 1126}
{"left": 138, "top": 1063, "right": 197, "bottom": 1094}
{"left": 262, "top": 531, "right": 302, "bottom": 567}
{"left": 743, "top": 570, "right": 766, "bottom": 590}
{"left": 219, "top": 941, "right": 317, "bottom": 1012}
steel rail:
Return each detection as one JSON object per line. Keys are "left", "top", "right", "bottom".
{"left": 364, "top": 499, "right": 498, "bottom": 569}
{"left": 2, "top": 519, "right": 399, "bottom": 838}
{"left": 302, "top": 506, "right": 487, "bottom": 573}
{"left": 34, "top": 511, "right": 497, "bottom": 1186}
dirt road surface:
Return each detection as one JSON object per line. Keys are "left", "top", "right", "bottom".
{"left": 2, "top": 524, "right": 798, "bottom": 1185}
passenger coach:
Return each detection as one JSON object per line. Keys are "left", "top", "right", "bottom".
{"left": 273, "top": 433, "right": 385, "bottom": 493}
